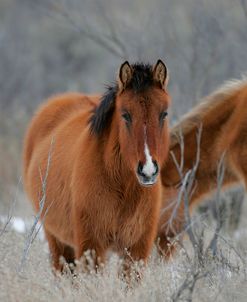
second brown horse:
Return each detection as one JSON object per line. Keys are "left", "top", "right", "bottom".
{"left": 158, "top": 76, "right": 247, "bottom": 254}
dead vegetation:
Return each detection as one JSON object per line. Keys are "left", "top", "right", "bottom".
{"left": 1, "top": 200, "right": 247, "bottom": 302}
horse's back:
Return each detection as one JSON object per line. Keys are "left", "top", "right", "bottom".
{"left": 23, "top": 92, "right": 99, "bottom": 185}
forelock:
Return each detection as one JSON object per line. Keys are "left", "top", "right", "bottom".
{"left": 126, "top": 63, "right": 154, "bottom": 93}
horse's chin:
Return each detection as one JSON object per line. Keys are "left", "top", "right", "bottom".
{"left": 136, "top": 175, "right": 158, "bottom": 187}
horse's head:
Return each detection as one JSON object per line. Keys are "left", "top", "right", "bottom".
{"left": 90, "top": 60, "right": 170, "bottom": 187}
{"left": 116, "top": 60, "right": 170, "bottom": 186}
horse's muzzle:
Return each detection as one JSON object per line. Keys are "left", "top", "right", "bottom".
{"left": 136, "top": 161, "right": 159, "bottom": 187}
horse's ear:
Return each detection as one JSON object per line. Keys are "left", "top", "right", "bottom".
{"left": 118, "top": 61, "right": 133, "bottom": 91}
{"left": 153, "top": 59, "right": 169, "bottom": 90}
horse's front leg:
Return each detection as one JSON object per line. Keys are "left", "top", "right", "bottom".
{"left": 74, "top": 234, "right": 106, "bottom": 272}
{"left": 73, "top": 213, "right": 106, "bottom": 272}
{"left": 122, "top": 227, "right": 157, "bottom": 282}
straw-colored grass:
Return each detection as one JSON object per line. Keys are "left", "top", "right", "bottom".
{"left": 1, "top": 202, "right": 247, "bottom": 302}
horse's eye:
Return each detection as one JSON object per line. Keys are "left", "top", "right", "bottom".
{"left": 122, "top": 112, "right": 132, "bottom": 123}
{"left": 159, "top": 111, "right": 168, "bottom": 123}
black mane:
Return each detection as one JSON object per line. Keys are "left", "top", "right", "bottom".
{"left": 90, "top": 63, "right": 154, "bottom": 136}
{"left": 89, "top": 85, "right": 117, "bottom": 135}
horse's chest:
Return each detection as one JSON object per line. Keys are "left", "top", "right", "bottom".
{"left": 92, "top": 203, "right": 148, "bottom": 248}
{"left": 87, "top": 189, "right": 154, "bottom": 250}
{"left": 114, "top": 204, "right": 149, "bottom": 248}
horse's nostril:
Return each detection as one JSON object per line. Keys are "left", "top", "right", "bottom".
{"left": 152, "top": 160, "right": 159, "bottom": 175}
{"left": 137, "top": 162, "right": 144, "bottom": 175}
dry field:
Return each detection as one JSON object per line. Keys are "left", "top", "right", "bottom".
{"left": 1, "top": 190, "right": 247, "bottom": 302}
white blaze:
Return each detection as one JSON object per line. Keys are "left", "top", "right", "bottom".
{"left": 142, "top": 126, "right": 156, "bottom": 177}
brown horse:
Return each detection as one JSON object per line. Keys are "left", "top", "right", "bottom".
{"left": 158, "top": 76, "right": 247, "bottom": 254}
{"left": 23, "top": 60, "right": 170, "bottom": 271}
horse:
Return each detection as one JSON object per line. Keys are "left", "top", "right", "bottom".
{"left": 158, "top": 76, "right": 247, "bottom": 254}
{"left": 23, "top": 60, "right": 171, "bottom": 272}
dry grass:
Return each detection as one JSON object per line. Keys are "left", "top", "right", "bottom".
{"left": 1, "top": 201, "right": 247, "bottom": 302}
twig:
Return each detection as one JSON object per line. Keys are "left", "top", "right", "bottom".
{"left": 207, "top": 152, "right": 226, "bottom": 256}
{"left": 18, "top": 138, "right": 54, "bottom": 273}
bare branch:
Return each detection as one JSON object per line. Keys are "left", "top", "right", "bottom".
{"left": 207, "top": 152, "right": 226, "bottom": 255}
{"left": 18, "top": 138, "right": 54, "bottom": 273}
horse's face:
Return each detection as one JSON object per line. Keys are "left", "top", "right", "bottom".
{"left": 116, "top": 60, "right": 170, "bottom": 187}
